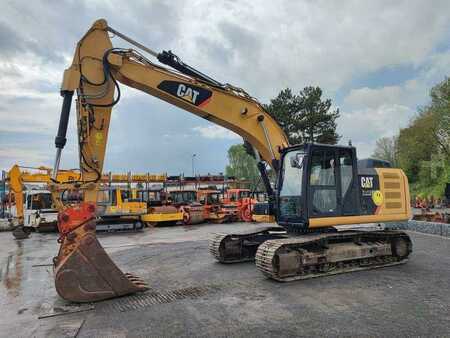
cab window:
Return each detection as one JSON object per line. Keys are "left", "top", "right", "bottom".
{"left": 279, "top": 150, "right": 305, "bottom": 218}
{"left": 339, "top": 151, "right": 353, "bottom": 198}
{"left": 310, "top": 150, "right": 337, "bottom": 214}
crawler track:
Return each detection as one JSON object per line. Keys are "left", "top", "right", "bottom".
{"left": 255, "top": 230, "right": 412, "bottom": 281}
{"left": 209, "top": 226, "right": 286, "bottom": 263}
{"left": 96, "top": 218, "right": 144, "bottom": 232}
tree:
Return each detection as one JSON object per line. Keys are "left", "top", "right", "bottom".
{"left": 263, "top": 88, "right": 302, "bottom": 144}
{"left": 397, "top": 109, "right": 439, "bottom": 182}
{"left": 429, "top": 78, "right": 450, "bottom": 157}
{"left": 371, "top": 136, "right": 399, "bottom": 167}
{"left": 395, "top": 77, "right": 450, "bottom": 197}
{"left": 225, "top": 144, "right": 260, "bottom": 189}
{"left": 264, "top": 86, "right": 340, "bottom": 145}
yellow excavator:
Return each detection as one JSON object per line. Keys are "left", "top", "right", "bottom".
{"left": 8, "top": 165, "right": 166, "bottom": 235}
{"left": 95, "top": 172, "right": 170, "bottom": 230}
{"left": 50, "top": 19, "right": 412, "bottom": 302}
{"left": 7, "top": 165, "right": 81, "bottom": 238}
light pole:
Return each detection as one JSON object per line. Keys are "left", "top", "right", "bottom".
{"left": 192, "top": 154, "right": 196, "bottom": 177}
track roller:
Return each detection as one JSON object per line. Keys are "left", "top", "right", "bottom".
{"left": 209, "top": 226, "right": 286, "bottom": 263}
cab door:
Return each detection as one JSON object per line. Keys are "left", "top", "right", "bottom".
{"left": 308, "top": 148, "right": 340, "bottom": 217}
{"left": 308, "top": 146, "right": 359, "bottom": 219}
{"left": 337, "top": 148, "right": 359, "bottom": 216}
{"left": 24, "top": 193, "right": 33, "bottom": 226}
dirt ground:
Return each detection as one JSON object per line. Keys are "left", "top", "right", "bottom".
{"left": 0, "top": 222, "right": 449, "bottom": 337}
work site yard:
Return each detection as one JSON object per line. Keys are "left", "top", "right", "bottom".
{"left": 1, "top": 223, "right": 449, "bottom": 338}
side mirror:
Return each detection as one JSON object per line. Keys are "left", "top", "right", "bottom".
{"left": 290, "top": 153, "right": 304, "bottom": 169}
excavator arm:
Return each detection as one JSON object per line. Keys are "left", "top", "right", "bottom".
{"left": 51, "top": 19, "right": 288, "bottom": 302}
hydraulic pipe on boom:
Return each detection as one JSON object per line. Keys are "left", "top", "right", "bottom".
{"left": 51, "top": 19, "right": 412, "bottom": 303}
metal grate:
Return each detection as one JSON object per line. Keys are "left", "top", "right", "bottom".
{"left": 383, "top": 173, "right": 400, "bottom": 179}
{"left": 384, "top": 182, "right": 400, "bottom": 189}
{"left": 385, "top": 202, "right": 402, "bottom": 209}
{"left": 106, "top": 285, "right": 221, "bottom": 312}
{"left": 385, "top": 191, "right": 401, "bottom": 199}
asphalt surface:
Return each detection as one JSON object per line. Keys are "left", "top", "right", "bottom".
{"left": 0, "top": 223, "right": 449, "bottom": 337}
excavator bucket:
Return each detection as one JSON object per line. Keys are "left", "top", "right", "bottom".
{"left": 54, "top": 203, "right": 148, "bottom": 303}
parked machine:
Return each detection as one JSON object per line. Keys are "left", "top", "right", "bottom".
{"left": 197, "top": 189, "right": 237, "bottom": 223}
{"left": 247, "top": 191, "right": 275, "bottom": 223}
{"left": 8, "top": 164, "right": 167, "bottom": 235}
{"left": 97, "top": 172, "right": 171, "bottom": 228}
{"left": 96, "top": 187, "right": 146, "bottom": 231}
{"left": 7, "top": 165, "right": 81, "bottom": 238}
{"left": 251, "top": 202, "right": 276, "bottom": 223}
{"left": 223, "top": 188, "right": 256, "bottom": 222}
{"left": 49, "top": 19, "right": 412, "bottom": 302}
{"left": 139, "top": 188, "right": 183, "bottom": 226}
{"left": 169, "top": 190, "right": 205, "bottom": 225}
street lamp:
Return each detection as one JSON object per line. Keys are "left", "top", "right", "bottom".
{"left": 192, "top": 154, "right": 196, "bottom": 177}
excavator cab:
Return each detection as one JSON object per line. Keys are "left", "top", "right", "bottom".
{"left": 277, "top": 143, "right": 359, "bottom": 231}
{"left": 277, "top": 142, "right": 411, "bottom": 231}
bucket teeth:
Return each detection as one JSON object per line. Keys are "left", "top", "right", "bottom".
{"left": 134, "top": 282, "right": 149, "bottom": 288}
{"left": 127, "top": 276, "right": 145, "bottom": 282}
{"left": 125, "top": 273, "right": 144, "bottom": 281}
{"left": 124, "top": 273, "right": 148, "bottom": 289}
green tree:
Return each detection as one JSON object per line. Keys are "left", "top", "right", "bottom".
{"left": 225, "top": 144, "right": 260, "bottom": 189}
{"left": 371, "top": 136, "right": 399, "bottom": 167}
{"left": 429, "top": 78, "right": 450, "bottom": 157}
{"left": 264, "top": 86, "right": 340, "bottom": 145}
{"left": 397, "top": 109, "right": 439, "bottom": 182}
{"left": 396, "top": 77, "right": 450, "bottom": 197}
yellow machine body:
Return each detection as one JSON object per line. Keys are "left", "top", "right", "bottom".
{"left": 309, "top": 168, "right": 411, "bottom": 229}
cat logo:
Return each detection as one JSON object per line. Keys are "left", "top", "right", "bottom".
{"left": 157, "top": 80, "right": 212, "bottom": 107}
{"left": 361, "top": 176, "right": 374, "bottom": 189}
{"left": 176, "top": 84, "right": 200, "bottom": 104}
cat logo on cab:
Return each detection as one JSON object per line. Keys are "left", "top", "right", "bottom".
{"left": 361, "top": 176, "right": 374, "bottom": 189}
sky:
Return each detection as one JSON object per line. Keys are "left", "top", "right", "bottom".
{"left": 0, "top": 0, "right": 449, "bottom": 175}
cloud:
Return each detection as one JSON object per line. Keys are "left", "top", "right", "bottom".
{"left": 192, "top": 126, "right": 240, "bottom": 140}
{"left": 340, "top": 103, "right": 413, "bottom": 140}
{"left": 0, "top": 144, "right": 52, "bottom": 169}
{"left": 0, "top": 0, "right": 449, "bottom": 171}
{"left": 181, "top": 0, "right": 450, "bottom": 99}
{"left": 344, "top": 86, "right": 405, "bottom": 109}
{"left": 338, "top": 49, "right": 450, "bottom": 157}
{"left": 338, "top": 103, "right": 414, "bottom": 159}
{"left": 344, "top": 51, "right": 450, "bottom": 110}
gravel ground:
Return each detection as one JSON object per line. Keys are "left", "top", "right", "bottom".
{"left": 0, "top": 223, "right": 449, "bottom": 337}
{"left": 396, "top": 220, "right": 450, "bottom": 237}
